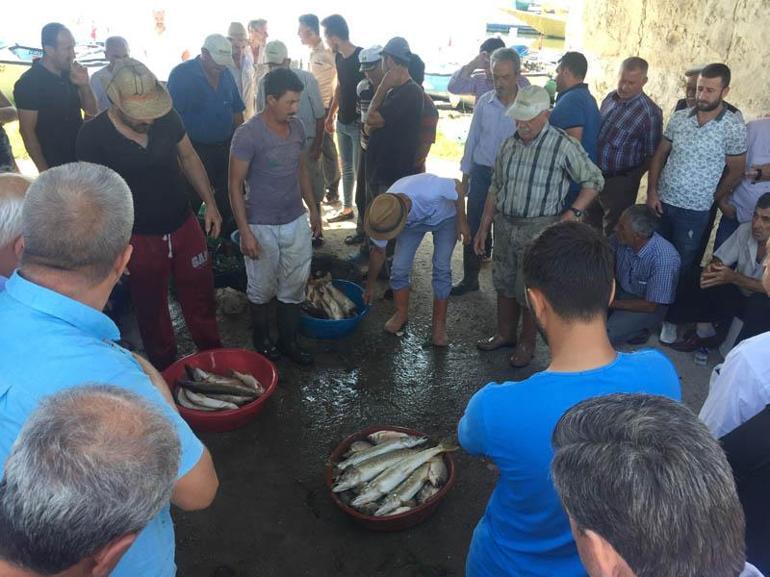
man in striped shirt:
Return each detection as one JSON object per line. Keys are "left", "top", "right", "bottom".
{"left": 588, "top": 57, "right": 663, "bottom": 236}
{"left": 474, "top": 85, "right": 604, "bottom": 367}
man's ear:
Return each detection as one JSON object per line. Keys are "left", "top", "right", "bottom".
{"left": 12, "top": 235, "right": 23, "bottom": 260}
{"left": 582, "top": 528, "right": 629, "bottom": 577}
{"left": 609, "top": 278, "right": 616, "bottom": 306}
{"left": 90, "top": 533, "right": 137, "bottom": 577}
{"left": 114, "top": 244, "right": 133, "bottom": 279}
{"left": 722, "top": 85, "right": 730, "bottom": 100}
{"left": 526, "top": 286, "right": 547, "bottom": 320}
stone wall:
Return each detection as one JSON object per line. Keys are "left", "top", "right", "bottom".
{"left": 566, "top": 0, "right": 770, "bottom": 121}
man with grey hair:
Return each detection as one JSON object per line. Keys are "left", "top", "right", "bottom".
{"left": 551, "top": 393, "right": 760, "bottom": 577}
{"left": 452, "top": 47, "right": 521, "bottom": 296}
{"left": 90, "top": 36, "right": 130, "bottom": 112}
{"left": 0, "top": 173, "right": 33, "bottom": 290}
{"left": 0, "top": 162, "right": 218, "bottom": 577}
{"left": 0, "top": 385, "right": 180, "bottom": 577}
{"left": 607, "top": 204, "right": 681, "bottom": 345}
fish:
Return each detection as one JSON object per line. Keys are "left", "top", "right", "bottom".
{"left": 180, "top": 365, "right": 258, "bottom": 398}
{"left": 183, "top": 388, "right": 239, "bottom": 411}
{"left": 332, "top": 448, "right": 417, "bottom": 493}
{"left": 346, "top": 440, "right": 374, "bottom": 455}
{"left": 231, "top": 370, "right": 265, "bottom": 395}
{"left": 175, "top": 387, "right": 217, "bottom": 411}
{"left": 204, "top": 392, "right": 255, "bottom": 406}
{"left": 374, "top": 463, "right": 430, "bottom": 516}
{"left": 325, "top": 283, "right": 357, "bottom": 317}
{"left": 367, "top": 430, "right": 411, "bottom": 444}
{"left": 416, "top": 482, "right": 440, "bottom": 505}
{"left": 351, "top": 442, "right": 458, "bottom": 508}
{"left": 336, "top": 436, "right": 428, "bottom": 471}
{"left": 388, "top": 506, "right": 413, "bottom": 516}
{"left": 426, "top": 456, "right": 448, "bottom": 487}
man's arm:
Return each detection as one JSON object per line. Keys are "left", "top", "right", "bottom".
{"left": 474, "top": 188, "right": 497, "bottom": 256}
{"left": 447, "top": 53, "right": 487, "bottom": 96}
{"left": 0, "top": 90, "right": 17, "bottom": 124}
{"left": 562, "top": 139, "right": 603, "bottom": 218}
{"left": 565, "top": 126, "right": 583, "bottom": 141}
{"left": 700, "top": 263, "right": 765, "bottom": 293}
{"left": 646, "top": 138, "right": 673, "bottom": 215}
{"left": 610, "top": 297, "right": 658, "bottom": 313}
{"left": 228, "top": 154, "right": 261, "bottom": 258}
{"left": 365, "top": 72, "right": 403, "bottom": 130}
{"left": 325, "top": 83, "right": 341, "bottom": 134}
{"left": 299, "top": 155, "right": 322, "bottom": 235}
{"left": 232, "top": 111, "right": 244, "bottom": 129}
{"left": 171, "top": 448, "right": 219, "bottom": 510}
{"left": 17, "top": 109, "right": 48, "bottom": 171}
{"left": 363, "top": 244, "right": 387, "bottom": 304}
{"left": 70, "top": 63, "right": 97, "bottom": 117}
{"left": 454, "top": 179, "right": 471, "bottom": 244}
{"left": 177, "top": 135, "right": 222, "bottom": 237}
{"left": 714, "top": 153, "right": 746, "bottom": 202}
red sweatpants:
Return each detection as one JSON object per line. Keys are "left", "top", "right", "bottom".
{"left": 127, "top": 213, "right": 222, "bottom": 369}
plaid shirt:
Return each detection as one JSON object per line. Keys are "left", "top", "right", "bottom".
{"left": 612, "top": 233, "right": 681, "bottom": 304}
{"left": 490, "top": 123, "right": 604, "bottom": 218}
{"left": 597, "top": 91, "right": 663, "bottom": 174}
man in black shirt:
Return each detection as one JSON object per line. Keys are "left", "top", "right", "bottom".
{"left": 14, "top": 23, "right": 97, "bottom": 171}
{"left": 76, "top": 59, "right": 223, "bottom": 370}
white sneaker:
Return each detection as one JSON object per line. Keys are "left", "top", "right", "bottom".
{"left": 659, "top": 322, "right": 677, "bottom": 344}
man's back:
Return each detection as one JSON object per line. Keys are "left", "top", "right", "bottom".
{"left": 458, "top": 350, "right": 681, "bottom": 577}
{"left": 549, "top": 83, "right": 601, "bottom": 162}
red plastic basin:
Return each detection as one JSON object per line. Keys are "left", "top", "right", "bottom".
{"left": 162, "top": 348, "right": 278, "bottom": 433}
{"left": 326, "top": 425, "right": 456, "bottom": 531}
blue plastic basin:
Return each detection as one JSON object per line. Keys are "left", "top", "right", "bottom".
{"left": 301, "top": 279, "right": 370, "bottom": 339}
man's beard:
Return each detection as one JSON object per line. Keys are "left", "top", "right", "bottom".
{"left": 696, "top": 98, "right": 722, "bottom": 112}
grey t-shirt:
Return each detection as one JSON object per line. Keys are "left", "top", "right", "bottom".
{"left": 231, "top": 115, "right": 306, "bottom": 225}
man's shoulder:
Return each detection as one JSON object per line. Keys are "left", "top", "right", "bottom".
{"left": 649, "top": 232, "right": 680, "bottom": 260}
{"left": 168, "top": 59, "right": 197, "bottom": 80}
{"left": 724, "top": 331, "right": 770, "bottom": 379}
{"left": 638, "top": 92, "right": 662, "bottom": 116}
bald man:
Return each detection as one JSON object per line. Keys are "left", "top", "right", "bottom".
{"left": 91, "top": 36, "right": 130, "bottom": 112}
{"left": 0, "top": 173, "right": 32, "bottom": 289}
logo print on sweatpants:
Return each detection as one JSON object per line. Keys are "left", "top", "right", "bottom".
{"left": 191, "top": 251, "right": 208, "bottom": 269}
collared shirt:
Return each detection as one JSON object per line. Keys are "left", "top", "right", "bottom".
{"left": 13, "top": 60, "right": 83, "bottom": 167}
{"left": 713, "top": 222, "right": 767, "bottom": 289}
{"left": 659, "top": 107, "right": 747, "bottom": 211}
{"left": 549, "top": 82, "right": 601, "bottom": 163}
{"left": 490, "top": 123, "right": 604, "bottom": 218}
{"left": 307, "top": 40, "right": 336, "bottom": 107}
{"left": 0, "top": 274, "right": 6, "bottom": 291}
{"left": 0, "top": 272, "right": 204, "bottom": 577}
{"left": 612, "top": 233, "right": 681, "bottom": 304}
{"left": 90, "top": 64, "right": 114, "bottom": 113}
{"left": 460, "top": 89, "right": 517, "bottom": 174}
{"left": 167, "top": 56, "right": 245, "bottom": 144}
{"left": 227, "top": 49, "right": 256, "bottom": 121}
{"left": 729, "top": 118, "right": 770, "bottom": 223}
{"left": 700, "top": 331, "right": 770, "bottom": 439}
{"left": 598, "top": 90, "right": 663, "bottom": 173}
{"left": 447, "top": 69, "right": 530, "bottom": 103}
{"left": 256, "top": 68, "right": 324, "bottom": 141}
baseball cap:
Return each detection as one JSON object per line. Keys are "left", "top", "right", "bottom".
{"left": 359, "top": 45, "right": 383, "bottom": 71}
{"left": 227, "top": 22, "right": 248, "bottom": 41}
{"left": 202, "top": 34, "right": 233, "bottom": 67}
{"left": 381, "top": 37, "right": 411, "bottom": 63}
{"left": 264, "top": 40, "right": 288, "bottom": 65}
{"left": 105, "top": 58, "right": 172, "bottom": 120}
{"left": 364, "top": 193, "right": 409, "bottom": 241}
{"left": 506, "top": 85, "right": 551, "bottom": 121}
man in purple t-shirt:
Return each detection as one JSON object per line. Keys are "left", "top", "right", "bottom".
{"left": 229, "top": 68, "right": 322, "bottom": 365}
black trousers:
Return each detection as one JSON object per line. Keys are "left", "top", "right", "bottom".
{"left": 191, "top": 140, "right": 234, "bottom": 238}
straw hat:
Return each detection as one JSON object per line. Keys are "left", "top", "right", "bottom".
{"left": 364, "top": 193, "right": 408, "bottom": 241}
{"left": 105, "top": 58, "right": 172, "bottom": 121}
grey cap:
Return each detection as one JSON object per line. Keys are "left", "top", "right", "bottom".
{"left": 381, "top": 37, "right": 411, "bottom": 63}
{"left": 506, "top": 85, "right": 551, "bottom": 121}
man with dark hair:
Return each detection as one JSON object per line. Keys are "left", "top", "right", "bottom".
{"left": 551, "top": 393, "right": 756, "bottom": 577}
{"left": 459, "top": 221, "right": 680, "bottom": 577}
{"left": 589, "top": 57, "right": 663, "bottom": 236}
{"left": 298, "top": 13, "right": 340, "bottom": 205}
{"left": 322, "top": 14, "right": 363, "bottom": 222}
{"left": 13, "top": 22, "right": 97, "bottom": 171}
{"left": 607, "top": 204, "right": 680, "bottom": 345}
{"left": 448, "top": 37, "right": 528, "bottom": 103}
{"left": 168, "top": 34, "right": 245, "bottom": 237}
{"left": 474, "top": 85, "right": 604, "bottom": 367}
{"left": 229, "top": 68, "right": 322, "bottom": 365}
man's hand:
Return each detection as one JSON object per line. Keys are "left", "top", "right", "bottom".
{"left": 470, "top": 51, "right": 490, "bottom": 71}
{"left": 239, "top": 227, "right": 261, "bottom": 259}
{"left": 363, "top": 281, "right": 375, "bottom": 305}
{"left": 204, "top": 204, "right": 222, "bottom": 238}
{"left": 700, "top": 262, "right": 735, "bottom": 289}
{"left": 457, "top": 218, "right": 471, "bottom": 245}
{"left": 718, "top": 198, "right": 737, "bottom": 220}
{"left": 560, "top": 210, "right": 578, "bottom": 222}
{"left": 379, "top": 70, "right": 401, "bottom": 92}
{"left": 70, "top": 62, "right": 90, "bottom": 86}
{"left": 309, "top": 211, "right": 323, "bottom": 236}
{"left": 646, "top": 190, "right": 663, "bottom": 216}
{"left": 473, "top": 230, "right": 488, "bottom": 256}
{"left": 131, "top": 353, "right": 177, "bottom": 410}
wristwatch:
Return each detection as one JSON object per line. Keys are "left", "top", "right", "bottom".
{"left": 568, "top": 206, "right": 583, "bottom": 218}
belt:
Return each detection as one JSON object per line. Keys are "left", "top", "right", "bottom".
{"left": 603, "top": 165, "right": 641, "bottom": 178}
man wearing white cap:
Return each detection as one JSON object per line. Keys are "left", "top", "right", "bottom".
{"left": 475, "top": 85, "right": 604, "bottom": 368}
{"left": 227, "top": 22, "right": 256, "bottom": 121}
{"left": 168, "top": 34, "right": 245, "bottom": 237}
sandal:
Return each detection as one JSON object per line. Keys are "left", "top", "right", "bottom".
{"left": 510, "top": 344, "right": 535, "bottom": 368}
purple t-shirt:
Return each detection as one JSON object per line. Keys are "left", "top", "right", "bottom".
{"left": 230, "top": 115, "right": 306, "bottom": 225}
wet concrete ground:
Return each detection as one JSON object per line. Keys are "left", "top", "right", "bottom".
{"left": 164, "top": 220, "right": 717, "bottom": 577}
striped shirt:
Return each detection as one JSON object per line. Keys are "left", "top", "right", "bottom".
{"left": 490, "top": 123, "right": 604, "bottom": 218}
{"left": 598, "top": 90, "right": 662, "bottom": 174}
{"left": 612, "top": 233, "right": 681, "bottom": 304}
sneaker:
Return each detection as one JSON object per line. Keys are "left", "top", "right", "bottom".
{"left": 659, "top": 322, "right": 677, "bottom": 344}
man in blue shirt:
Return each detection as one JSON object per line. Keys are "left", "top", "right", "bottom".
{"left": 550, "top": 52, "right": 601, "bottom": 206}
{"left": 458, "top": 221, "right": 680, "bottom": 577}
{"left": 168, "top": 34, "right": 245, "bottom": 236}
{"left": 0, "top": 162, "right": 219, "bottom": 577}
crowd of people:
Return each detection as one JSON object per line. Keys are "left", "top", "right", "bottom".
{"left": 0, "top": 12, "right": 768, "bottom": 577}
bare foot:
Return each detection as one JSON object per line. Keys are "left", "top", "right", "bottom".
{"left": 432, "top": 326, "right": 448, "bottom": 347}
{"left": 384, "top": 311, "right": 408, "bottom": 334}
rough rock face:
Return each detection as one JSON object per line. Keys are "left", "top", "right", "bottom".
{"left": 567, "top": 0, "right": 770, "bottom": 121}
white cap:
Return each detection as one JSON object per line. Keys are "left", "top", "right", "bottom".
{"left": 202, "top": 34, "right": 233, "bottom": 67}
{"left": 506, "top": 85, "right": 551, "bottom": 121}
{"left": 359, "top": 45, "right": 383, "bottom": 71}
{"left": 264, "top": 40, "right": 289, "bottom": 65}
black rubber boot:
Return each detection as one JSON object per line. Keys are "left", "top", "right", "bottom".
{"left": 250, "top": 303, "right": 281, "bottom": 361}
{"left": 277, "top": 302, "right": 313, "bottom": 366}
{"left": 450, "top": 244, "right": 481, "bottom": 296}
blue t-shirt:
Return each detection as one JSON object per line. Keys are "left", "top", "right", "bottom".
{"left": 0, "top": 272, "right": 204, "bottom": 577}
{"left": 458, "top": 350, "right": 681, "bottom": 577}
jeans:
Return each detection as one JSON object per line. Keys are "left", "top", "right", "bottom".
{"left": 714, "top": 214, "right": 740, "bottom": 250}
{"left": 336, "top": 120, "right": 361, "bottom": 209}
{"left": 657, "top": 203, "right": 712, "bottom": 273}
{"left": 391, "top": 217, "right": 457, "bottom": 299}
{"left": 468, "top": 163, "right": 493, "bottom": 236}
{"left": 191, "top": 140, "right": 233, "bottom": 237}
{"left": 606, "top": 290, "right": 667, "bottom": 345}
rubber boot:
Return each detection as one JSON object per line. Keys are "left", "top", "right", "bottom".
{"left": 277, "top": 301, "right": 313, "bottom": 366}
{"left": 250, "top": 303, "right": 281, "bottom": 361}
{"left": 384, "top": 288, "right": 410, "bottom": 334}
{"left": 432, "top": 298, "right": 449, "bottom": 347}
{"left": 450, "top": 244, "right": 480, "bottom": 296}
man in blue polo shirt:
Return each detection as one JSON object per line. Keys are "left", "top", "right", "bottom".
{"left": 168, "top": 34, "right": 245, "bottom": 236}
{"left": 458, "top": 221, "right": 680, "bottom": 577}
{"left": 0, "top": 162, "right": 218, "bottom": 577}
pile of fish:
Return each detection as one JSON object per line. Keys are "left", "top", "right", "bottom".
{"left": 303, "top": 274, "right": 358, "bottom": 320}
{"left": 175, "top": 365, "right": 265, "bottom": 412}
{"left": 332, "top": 430, "right": 456, "bottom": 517}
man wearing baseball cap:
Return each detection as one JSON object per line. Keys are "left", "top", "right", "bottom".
{"left": 168, "top": 34, "right": 245, "bottom": 237}
{"left": 474, "top": 85, "right": 604, "bottom": 368}
{"left": 77, "top": 58, "right": 223, "bottom": 369}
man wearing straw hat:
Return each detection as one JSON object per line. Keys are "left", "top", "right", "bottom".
{"left": 475, "top": 85, "right": 603, "bottom": 368}
{"left": 77, "top": 58, "right": 223, "bottom": 370}
{"left": 363, "top": 172, "right": 470, "bottom": 346}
